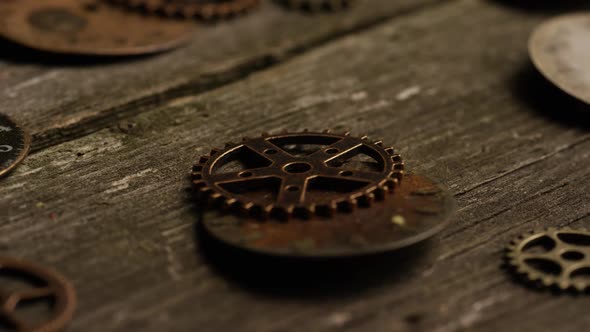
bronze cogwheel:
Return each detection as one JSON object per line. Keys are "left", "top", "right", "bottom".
{"left": 277, "top": 0, "right": 356, "bottom": 11}
{"left": 110, "top": 0, "right": 260, "bottom": 19}
{"left": 192, "top": 130, "right": 404, "bottom": 221}
{"left": 507, "top": 228, "right": 590, "bottom": 292}
{"left": 0, "top": 0, "right": 194, "bottom": 56}
{"left": 0, "top": 114, "right": 31, "bottom": 178}
{"left": 0, "top": 256, "right": 77, "bottom": 332}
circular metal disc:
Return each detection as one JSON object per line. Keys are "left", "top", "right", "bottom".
{"left": 0, "top": 256, "right": 77, "bottom": 332}
{"left": 0, "top": 114, "right": 30, "bottom": 178}
{"left": 530, "top": 13, "right": 590, "bottom": 105}
{"left": 202, "top": 174, "right": 456, "bottom": 257}
{"left": 0, "top": 0, "right": 194, "bottom": 56}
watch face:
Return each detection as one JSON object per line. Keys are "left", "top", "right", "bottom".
{"left": 0, "top": 114, "right": 31, "bottom": 178}
{"left": 530, "top": 13, "right": 590, "bottom": 105}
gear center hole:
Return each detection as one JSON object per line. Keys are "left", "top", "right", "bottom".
{"left": 283, "top": 162, "right": 312, "bottom": 174}
{"left": 561, "top": 251, "right": 585, "bottom": 261}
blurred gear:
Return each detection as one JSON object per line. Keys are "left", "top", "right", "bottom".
{"left": 277, "top": 0, "right": 355, "bottom": 11}
{"left": 0, "top": 0, "right": 194, "bottom": 56}
{"left": 111, "top": 0, "right": 260, "bottom": 19}
{"left": 0, "top": 256, "right": 76, "bottom": 332}
{"left": 0, "top": 114, "right": 30, "bottom": 178}
{"left": 192, "top": 130, "right": 404, "bottom": 220}
{"left": 507, "top": 228, "right": 590, "bottom": 292}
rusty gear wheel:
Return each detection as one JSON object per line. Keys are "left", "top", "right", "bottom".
{"left": 192, "top": 130, "right": 404, "bottom": 221}
{"left": 507, "top": 228, "right": 590, "bottom": 292}
{"left": 277, "top": 0, "right": 355, "bottom": 11}
{"left": 110, "top": 0, "right": 260, "bottom": 19}
{"left": 0, "top": 256, "right": 76, "bottom": 332}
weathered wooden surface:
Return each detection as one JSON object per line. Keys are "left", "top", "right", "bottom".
{"left": 0, "top": 0, "right": 441, "bottom": 151}
{"left": 2, "top": 0, "right": 590, "bottom": 331}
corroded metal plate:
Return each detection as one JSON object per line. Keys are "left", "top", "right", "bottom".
{"left": 0, "top": 0, "right": 194, "bottom": 56}
{"left": 0, "top": 256, "right": 77, "bottom": 332}
{"left": 530, "top": 13, "right": 590, "bottom": 105}
{"left": 0, "top": 114, "right": 30, "bottom": 178}
{"left": 201, "top": 174, "right": 455, "bottom": 257}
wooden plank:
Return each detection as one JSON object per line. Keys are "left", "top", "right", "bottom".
{"left": 0, "top": 0, "right": 443, "bottom": 151}
{"left": 2, "top": 0, "right": 590, "bottom": 331}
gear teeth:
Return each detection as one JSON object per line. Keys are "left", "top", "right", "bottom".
{"left": 111, "top": 0, "right": 260, "bottom": 20}
{"left": 281, "top": 0, "right": 355, "bottom": 11}
{"left": 193, "top": 130, "right": 404, "bottom": 221}
{"left": 506, "top": 227, "right": 590, "bottom": 293}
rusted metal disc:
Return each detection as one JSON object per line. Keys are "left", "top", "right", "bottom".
{"left": 201, "top": 173, "right": 455, "bottom": 257}
{"left": 0, "top": 114, "right": 31, "bottom": 178}
{"left": 0, "top": 0, "right": 194, "bottom": 56}
{"left": 529, "top": 13, "right": 590, "bottom": 105}
{"left": 0, "top": 256, "right": 77, "bottom": 332}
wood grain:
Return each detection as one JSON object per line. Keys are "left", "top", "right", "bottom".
{"left": 1, "top": 0, "right": 590, "bottom": 331}
{"left": 0, "top": 0, "right": 443, "bottom": 151}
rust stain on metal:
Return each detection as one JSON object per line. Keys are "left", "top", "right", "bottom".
{"left": 0, "top": 0, "right": 195, "bottom": 56}
{"left": 0, "top": 256, "right": 77, "bottom": 332}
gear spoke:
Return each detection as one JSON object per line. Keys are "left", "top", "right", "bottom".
{"left": 208, "top": 167, "right": 280, "bottom": 184}
{"left": 310, "top": 136, "right": 363, "bottom": 162}
{"left": 276, "top": 176, "right": 309, "bottom": 206}
{"left": 14, "top": 286, "right": 55, "bottom": 301}
{"left": 243, "top": 139, "right": 294, "bottom": 161}
{"left": 320, "top": 166, "right": 385, "bottom": 183}
{"left": 520, "top": 252, "right": 559, "bottom": 262}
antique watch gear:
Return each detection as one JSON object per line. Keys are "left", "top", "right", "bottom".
{"left": 0, "top": 114, "right": 31, "bottom": 178}
{"left": 192, "top": 130, "right": 404, "bottom": 221}
{"left": 277, "top": 0, "right": 355, "bottom": 11}
{"left": 110, "top": 0, "right": 260, "bottom": 19}
{"left": 506, "top": 228, "right": 590, "bottom": 292}
{"left": 0, "top": 256, "right": 77, "bottom": 332}
{"left": 0, "top": 0, "right": 194, "bottom": 56}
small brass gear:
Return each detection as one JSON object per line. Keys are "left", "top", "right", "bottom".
{"left": 506, "top": 227, "right": 590, "bottom": 292}
{"left": 192, "top": 130, "right": 404, "bottom": 221}
{"left": 110, "top": 0, "right": 260, "bottom": 19}
{"left": 277, "top": 0, "right": 355, "bottom": 11}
